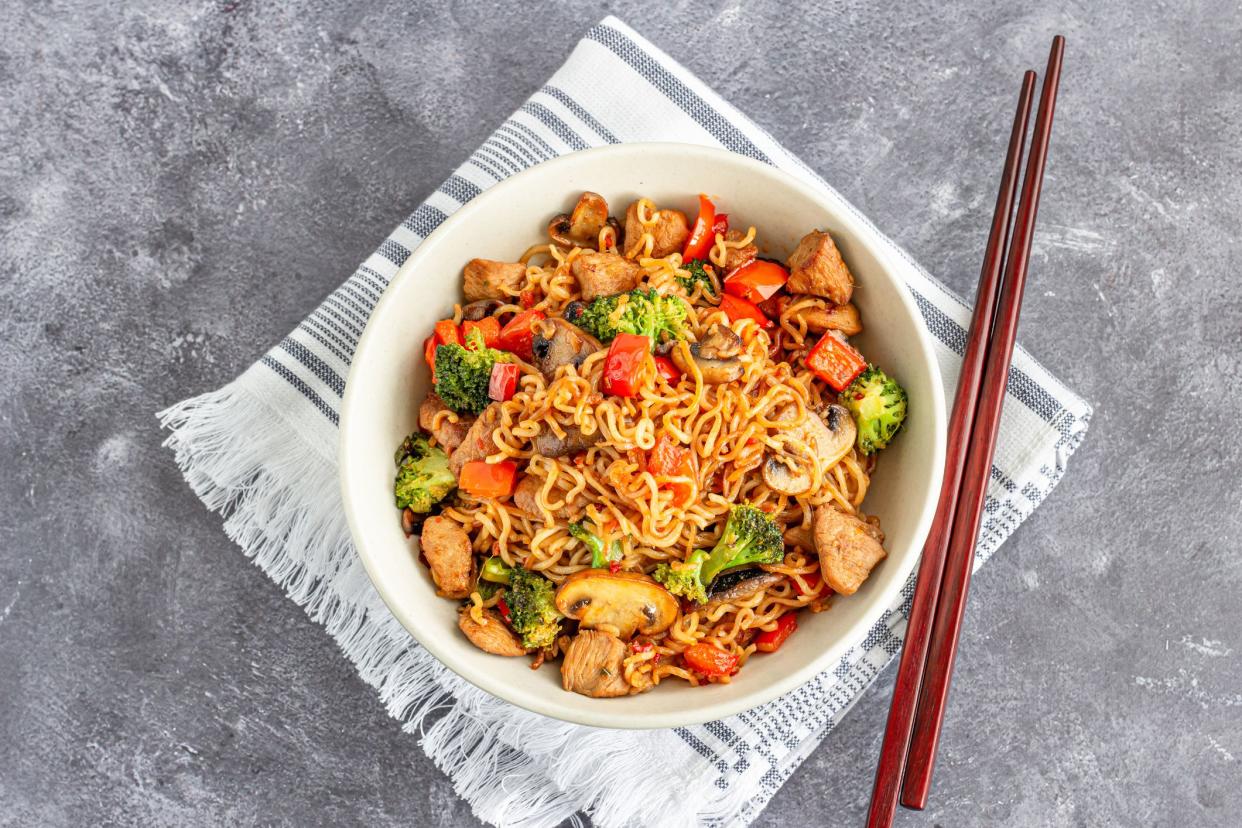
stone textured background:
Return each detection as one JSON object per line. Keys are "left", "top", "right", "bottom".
{"left": 2, "top": 1, "right": 1240, "bottom": 825}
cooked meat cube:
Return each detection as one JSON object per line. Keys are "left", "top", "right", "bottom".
{"left": 531, "top": 317, "right": 603, "bottom": 378}
{"left": 534, "top": 423, "right": 601, "bottom": 458}
{"left": 812, "top": 506, "right": 887, "bottom": 595}
{"left": 419, "top": 393, "right": 473, "bottom": 452}
{"left": 785, "top": 230, "right": 855, "bottom": 304}
{"left": 571, "top": 251, "right": 641, "bottom": 301}
{"left": 623, "top": 200, "right": 690, "bottom": 259}
{"left": 463, "top": 258, "right": 526, "bottom": 302}
{"left": 783, "top": 523, "right": 815, "bottom": 552}
{"left": 560, "top": 630, "right": 638, "bottom": 698}
{"left": 458, "top": 607, "right": 528, "bottom": 656}
{"left": 419, "top": 516, "right": 476, "bottom": 599}
{"left": 449, "top": 403, "right": 503, "bottom": 476}
{"left": 512, "top": 474, "right": 584, "bottom": 520}
{"left": 723, "top": 229, "right": 758, "bottom": 273}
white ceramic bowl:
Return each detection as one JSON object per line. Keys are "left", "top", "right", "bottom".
{"left": 340, "top": 143, "right": 945, "bottom": 730}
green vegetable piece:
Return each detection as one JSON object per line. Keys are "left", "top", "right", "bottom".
{"left": 652, "top": 504, "right": 783, "bottom": 604}
{"left": 840, "top": 365, "right": 908, "bottom": 454}
{"left": 569, "top": 289, "right": 689, "bottom": 351}
{"left": 480, "top": 556, "right": 514, "bottom": 585}
{"left": 506, "top": 567, "right": 563, "bottom": 650}
{"left": 568, "top": 521, "right": 623, "bottom": 568}
{"left": 677, "top": 259, "right": 717, "bottom": 297}
{"left": 393, "top": 432, "right": 455, "bottom": 513}
{"left": 433, "top": 327, "right": 512, "bottom": 415}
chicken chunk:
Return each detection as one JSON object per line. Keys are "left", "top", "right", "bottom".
{"left": 463, "top": 258, "right": 526, "bottom": 302}
{"left": 534, "top": 423, "right": 601, "bottom": 458}
{"left": 623, "top": 200, "right": 690, "bottom": 259}
{"left": 419, "top": 516, "right": 476, "bottom": 599}
{"left": 449, "top": 403, "right": 503, "bottom": 476}
{"left": 512, "top": 474, "right": 584, "bottom": 520}
{"left": 785, "top": 230, "right": 855, "bottom": 305}
{"left": 571, "top": 251, "right": 641, "bottom": 301}
{"left": 458, "top": 607, "right": 528, "bottom": 656}
{"left": 722, "top": 229, "right": 758, "bottom": 273}
{"left": 812, "top": 506, "right": 887, "bottom": 595}
{"left": 530, "top": 317, "right": 603, "bottom": 378}
{"left": 419, "top": 393, "right": 473, "bottom": 452}
{"left": 561, "top": 630, "right": 638, "bottom": 698}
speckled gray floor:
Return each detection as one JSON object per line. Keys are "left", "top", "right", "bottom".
{"left": 2, "top": 2, "right": 1240, "bottom": 826}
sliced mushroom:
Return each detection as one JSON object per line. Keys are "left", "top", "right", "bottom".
{"left": 801, "top": 302, "right": 862, "bottom": 336}
{"left": 813, "top": 506, "right": 887, "bottom": 595}
{"left": 418, "top": 516, "right": 476, "bottom": 599}
{"left": 670, "top": 325, "right": 744, "bottom": 384}
{"left": 561, "top": 630, "right": 638, "bottom": 698}
{"left": 761, "top": 404, "right": 858, "bottom": 496}
{"left": 554, "top": 570, "right": 679, "bottom": 640}
{"left": 461, "top": 299, "right": 503, "bottom": 322}
{"left": 458, "top": 607, "right": 528, "bottom": 656}
{"left": 531, "top": 317, "right": 602, "bottom": 378}
{"left": 762, "top": 455, "right": 814, "bottom": 497}
{"left": 701, "top": 572, "right": 784, "bottom": 613}
{"left": 549, "top": 191, "right": 610, "bottom": 249}
{"left": 534, "top": 423, "right": 601, "bottom": 458}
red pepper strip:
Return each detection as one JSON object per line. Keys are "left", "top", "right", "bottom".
{"left": 601, "top": 332, "right": 651, "bottom": 397}
{"left": 653, "top": 355, "right": 682, "bottom": 385}
{"left": 648, "top": 433, "right": 690, "bottom": 475}
{"left": 724, "top": 259, "right": 788, "bottom": 304}
{"left": 792, "top": 570, "right": 824, "bottom": 596}
{"left": 424, "top": 335, "right": 438, "bottom": 382}
{"left": 519, "top": 288, "right": 540, "bottom": 309}
{"left": 497, "top": 596, "right": 512, "bottom": 625}
{"left": 682, "top": 194, "right": 718, "bottom": 261}
{"left": 434, "top": 319, "right": 463, "bottom": 347}
{"left": 683, "top": 643, "right": 739, "bottom": 677}
{"left": 718, "top": 293, "right": 773, "bottom": 329}
{"left": 712, "top": 213, "right": 729, "bottom": 238}
{"left": 463, "top": 317, "right": 501, "bottom": 349}
{"left": 496, "top": 309, "right": 545, "bottom": 360}
{"left": 487, "top": 362, "right": 520, "bottom": 402}
{"left": 459, "top": 460, "right": 518, "bottom": 499}
{"left": 755, "top": 613, "right": 798, "bottom": 653}
{"left": 805, "top": 331, "right": 866, "bottom": 391}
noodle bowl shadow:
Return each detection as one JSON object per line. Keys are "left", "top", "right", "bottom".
{"left": 340, "top": 144, "right": 946, "bottom": 729}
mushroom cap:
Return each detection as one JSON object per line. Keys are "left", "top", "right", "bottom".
{"left": 554, "top": 569, "right": 679, "bottom": 640}
{"left": 761, "top": 403, "right": 859, "bottom": 496}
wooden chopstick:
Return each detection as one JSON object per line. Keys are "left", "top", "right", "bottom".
{"left": 899, "top": 34, "right": 1066, "bottom": 809}
{"left": 864, "top": 68, "right": 1037, "bottom": 828}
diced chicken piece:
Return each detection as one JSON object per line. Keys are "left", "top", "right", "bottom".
{"left": 449, "top": 403, "right": 503, "bottom": 476}
{"left": 419, "top": 393, "right": 473, "bottom": 452}
{"left": 623, "top": 200, "right": 690, "bottom": 259}
{"left": 512, "top": 474, "right": 584, "bottom": 520}
{"left": 419, "top": 516, "right": 476, "bottom": 599}
{"left": 534, "top": 423, "right": 601, "bottom": 458}
{"left": 723, "top": 229, "right": 758, "bottom": 273}
{"left": 560, "top": 630, "right": 637, "bottom": 698}
{"left": 458, "top": 607, "right": 528, "bottom": 656}
{"left": 812, "top": 506, "right": 887, "bottom": 595}
{"left": 463, "top": 259, "right": 526, "bottom": 302}
{"left": 783, "top": 523, "right": 815, "bottom": 552}
{"left": 530, "top": 317, "right": 603, "bottom": 378}
{"left": 785, "top": 230, "right": 855, "bottom": 304}
{"left": 571, "top": 251, "right": 641, "bottom": 301}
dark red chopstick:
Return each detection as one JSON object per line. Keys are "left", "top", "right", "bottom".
{"left": 900, "top": 34, "right": 1066, "bottom": 809}
{"left": 864, "top": 69, "right": 1037, "bottom": 828}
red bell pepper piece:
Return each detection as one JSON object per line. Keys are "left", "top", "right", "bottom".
{"left": 496, "top": 309, "right": 545, "bottom": 360}
{"left": 601, "top": 333, "right": 651, "bottom": 397}
{"left": 488, "top": 362, "right": 520, "bottom": 402}
{"left": 805, "top": 331, "right": 866, "bottom": 391}
{"left": 423, "top": 335, "right": 438, "bottom": 381}
{"left": 434, "top": 319, "right": 463, "bottom": 347}
{"left": 648, "top": 433, "right": 694, "bottom": 506}
{"left": 653, "top": 355, "right": 682, "bottom": 385}
{"left": 496, "top": 596, "right": 512, "bottom": 625}
{"left": 683, "top": 643, "right": 739, "bottom": 677}
{"left": 682, "top": 194, "right": 718, "bottom": 262}
{"left": 718, "top": 293, "right": 773, "bottom": 328}
{"left": 724, "top": 260, "right": 788, "bottom": 303}
{"left": 792, "top": 570, "right": 824, "bottom": 596}
{"left": 755, "top": 613, "right": 798, "bottom": 653}
{"left": 462, "top": 317, "right": 501, "bottom": 349}
{"left": 459, "top": 460, "right": 518, "bottom": 499}
{"left": 712, "top": 212, "right": 729, "bottom": 239}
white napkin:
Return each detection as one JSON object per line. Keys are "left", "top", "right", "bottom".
{"left": 160, "top": 16, "right": 1092, "bottom": 827}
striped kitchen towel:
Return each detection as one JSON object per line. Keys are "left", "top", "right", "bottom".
{"left": 159, "top": 16, "right": 1091, "bottom": 828}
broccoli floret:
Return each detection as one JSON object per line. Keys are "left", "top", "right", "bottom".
{"left": 568, "top": 289, "right": 688, "bottom": 350}
{"left": 677, "top": 259, "right": 717, "bottom": 297}
{"left": 569, "top": 521, "right": 622, "bottom": 568}
{"left": 474, "top": 556, "right": 512, "bottom": 600}
{"left": 393, "top": 432, "right": 455, "bottom": 512}
{"left": 506, "top": 567, "right": 563, "bottom": 650}
{"left": 434, "top": 327, "right": 511, "bottom": 415}
{"left": 652, "top": 504, "right": 783, "bottom": 604}
{"left": 841, "top": 365, "right": 908, "bottom": 454}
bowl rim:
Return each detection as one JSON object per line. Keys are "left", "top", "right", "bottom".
{"left": 339, "top": 142, "right": 946, "bottom": 729}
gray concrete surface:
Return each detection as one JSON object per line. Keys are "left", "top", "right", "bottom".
{"left": 2, "top": 1, "right": 1240, "bottom": 825}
